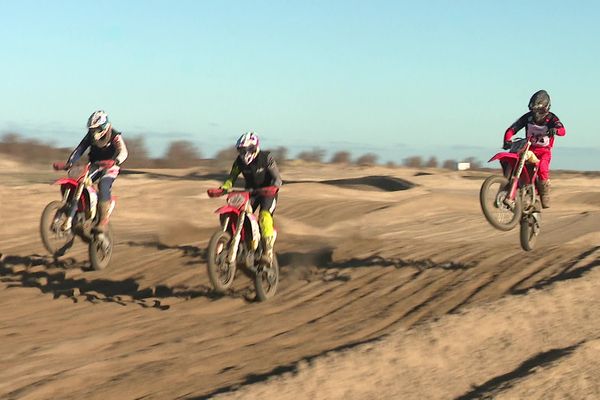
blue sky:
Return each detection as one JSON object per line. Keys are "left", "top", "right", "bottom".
{"left": 0, "top": 1, "right": 598, "bottom": 170}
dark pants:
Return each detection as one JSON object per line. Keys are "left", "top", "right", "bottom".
{"left": 251, "top": 194, "right": 278, "bottom": 215}
{"left": 91, "top": 166, "right": 119, "bottom": 202}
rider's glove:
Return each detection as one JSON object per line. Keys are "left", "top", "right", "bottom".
{"left": 502, "top": 141, "right": 512, "bottom": 150}
{"left": 53, "top": 162, "right": 70, "bottom": 171}
{"left": 220, "top": 180, "right": 233, "bottom": 192}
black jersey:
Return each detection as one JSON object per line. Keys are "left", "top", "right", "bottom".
{"left": 227, "top": 151, "right": 283, "bottom": 189}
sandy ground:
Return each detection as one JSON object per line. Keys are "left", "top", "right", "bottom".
{"left": 0, "top": 160, "right": 599, "bottom": 399}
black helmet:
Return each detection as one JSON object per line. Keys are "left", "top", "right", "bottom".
{"left": 528, "top": 90, "right": 551, "bottom": 122}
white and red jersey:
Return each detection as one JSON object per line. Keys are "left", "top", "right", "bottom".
{"left": 504, "top": 112, "right": 566, "bottom": 149}
{"left": 67, "top": 129, "right": 128, "bottom": 166}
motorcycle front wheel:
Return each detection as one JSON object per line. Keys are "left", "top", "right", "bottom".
{"left": 480, "top": 175, "right": 522, "bottom": 231}
{"left": 89, "top": 225, "right": 114, "bottom": 270}
{"left": 207, "top": 230, "right": 236, "bottom": 293}
{"left": 40, "top": 200, "right": 75, "bottom": 257}
{"left": 255, "top": 252, "right": 279, "bottom": 302}
{"left": 520, "top": 211, "right": 541, "bottom": 252}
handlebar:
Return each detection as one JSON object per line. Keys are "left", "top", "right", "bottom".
{"left": 207, "top": 186, "right": 279, "bottom": 198}
{"left": 503, "top": 137, "right": 533, "bottom": 153}
{"left": 52, "top": 160, "right": 115, "bottom": 172}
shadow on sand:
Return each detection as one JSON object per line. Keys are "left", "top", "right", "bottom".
{"left": 124, "top": 240, "right": 257, "bottom": 301}
{"left": 510, "top": 246, "right": 600, "bottom": 295}
{"left": 0, "top": 250, "right": 233, "bottom": 309}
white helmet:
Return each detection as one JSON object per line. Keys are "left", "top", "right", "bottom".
{"left": 236, "top": 131, "right": 260, "bottom": 165}
{"left": 87, "top": 110, "right": 112, "bottom": 147}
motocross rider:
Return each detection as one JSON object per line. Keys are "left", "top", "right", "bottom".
{"left": 54, "top": 110, "right": 128, "bottom": 232}
{"left": 503, "top": 90, "right": 566, "bottom": 208}
{"left": 220, "top": 132, "right": 282, "bottom": 264}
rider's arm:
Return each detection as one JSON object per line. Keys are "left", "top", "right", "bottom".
{"left": 67, "top": 135, "right": 91, "bottom": 166}
{"left": 267, "top": 153, "right": 283, "bottom": 187}
{"left": 504, "top": 113, "right": 529, "bottom": 142}
{"left": 112, "top": 134, "right": 128, "bottom": 166}
{"left": 221, "top": 161, "right": 241, "bottom": 190}
{"left": 548, "top": 114, "right": 566, "bottom": 136}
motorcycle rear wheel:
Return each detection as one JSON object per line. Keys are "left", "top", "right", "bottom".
{"left": 480, "top": 175, "right": 522, "bottom": 231}
{"left": 40, "top": 200, "right": 75, "bottom": 257}
{"left": 89, "top": 225, "right": 114, "bottom": 270}
{"left": 255, "top": 252, "right": 279, "bottom": 302}
{"left": 207, "top": 230, "right": 236, "bottom": 293}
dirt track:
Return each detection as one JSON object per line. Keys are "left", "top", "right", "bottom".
{"left": 1, "top": 162, "right": 599, "bottom": 399}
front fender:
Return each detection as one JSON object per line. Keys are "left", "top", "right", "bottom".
{"left": 215, "top": 205, "right": 241, "bottom": 215}
{"left": 488, "top": 152, "right": 519, "bottom": 163}
{"left": 54, "top": 178, "right": 78, "bottom": 189}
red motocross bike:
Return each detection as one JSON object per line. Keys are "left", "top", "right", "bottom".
{"left": 480, "top": 138, "right": 543, "bottom": 251}
{"left": 40, "top": 162, "right": 116, "bottom": 270}
{"left": 206, "top": 186, "right": 280, "bottom": 301}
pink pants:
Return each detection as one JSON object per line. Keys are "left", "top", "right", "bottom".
{"left": 532, "top": 147, "right": 552, "bottom": 181}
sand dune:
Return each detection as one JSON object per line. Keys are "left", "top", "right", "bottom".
{"left": 0, "top": 163, "right": 599, "bottom": 399}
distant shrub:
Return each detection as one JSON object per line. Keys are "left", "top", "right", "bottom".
{"left": 356, "top": 153, "right": 378, "bottom": 166}
{"left": 268, "top": 146, "right": 289, "bottom": 166}
{"left": 125, "top": 135, "right": 151, "bottom": 168}
{"left": 162, "top": 140, "right": 202, "bottom": 168}
{"left": 386, "top": 161, "right": 397, "bottom": 168}
{"left": 0, "top": 132, "right": 70, "bottom": 165}
{"left": 330, "top": 151, "right": 352, "bottom": 164}
{"left": 210, "top": 146, "right": 238, "bottom": 171}
{"left": 442, "top": 159, "right": 457, "bottom": 170}
{"left": 463, "top": 156, "right": 482, "bottom": 170}
{"left": 425, "top": 156, "right": 439, "bottom": 168}
{"left": 403, "top": 155, "right": 423, "bottom": 168}
{"left": 296, "top": 148, "right": 325, "bottom": 163}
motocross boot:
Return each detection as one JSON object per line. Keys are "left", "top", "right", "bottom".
{"left": 537, "top": 180, "right": 551, "bottom": 209}
{"left": 260, "top": 235, "right": 276, "bottom": 265}
{"left": 93, "top": 200, "right": 111, "bottom": 233}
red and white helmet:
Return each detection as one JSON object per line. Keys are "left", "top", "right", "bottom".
{"left": 87, "top": 110, "right": 112, "bottom": 147}
{"left": 236, "top": 131, "right": 260, "bottom": 165}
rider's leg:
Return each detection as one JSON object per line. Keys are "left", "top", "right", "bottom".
{"left": 95, "top": 174, "right": 116, "bottom": 232}
{"left": 258, "top": 196, "right": 277, "bottom": 264}
{"left": 535, "top": 150, "right": 552, "bottom": 208}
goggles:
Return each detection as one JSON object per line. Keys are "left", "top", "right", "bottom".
{"left": 89, "top": 123, "right": 108, "bottom": 139}
{"left": 237, "top": 145, "right": 257, "bottom": 155}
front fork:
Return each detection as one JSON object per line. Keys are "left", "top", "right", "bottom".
{"left": 64, "top": 183, "right": 85, "bottom": 220}
{"left": 508, "top": 161, "right": 525, "bottom": 201}
{"left": 507, "top": 142, "right": 532, "bottom": 204}
{"left": 227, "top": 212, "right": 246, "bottom": 265}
